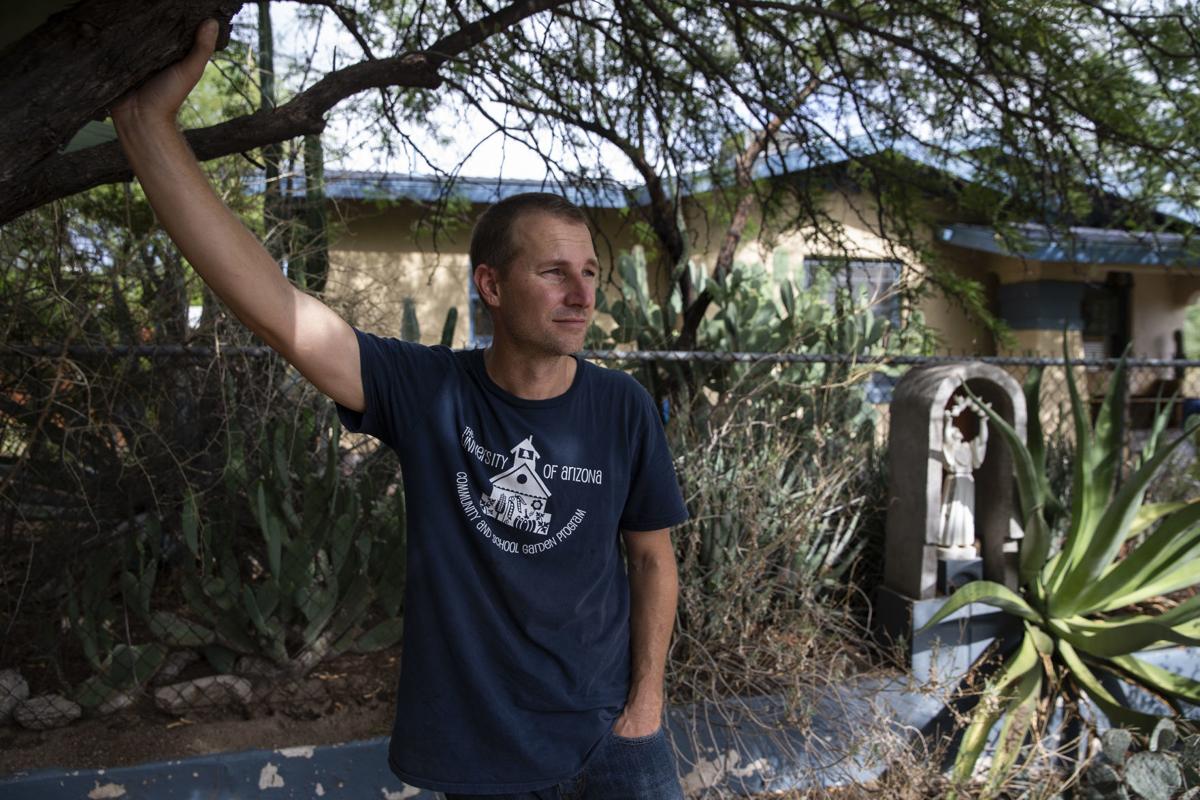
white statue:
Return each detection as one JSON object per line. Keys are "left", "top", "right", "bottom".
{"left": 938, "top": 396, "right": 989, "bottom": 559}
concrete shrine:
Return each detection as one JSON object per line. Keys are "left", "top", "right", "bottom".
{"left": 876, "top": 362, "right": 1027, "bottom": 682}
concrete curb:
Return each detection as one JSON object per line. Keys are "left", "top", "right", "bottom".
{"left": 3, "top": 651, "right": 1195, "bottom": 799}
{"left": 0, "top": 674, "right": 945, "bottom": 799}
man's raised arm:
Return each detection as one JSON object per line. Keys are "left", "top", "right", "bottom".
{"left": 111, "top": 20, "right": 365, "bottom": 413}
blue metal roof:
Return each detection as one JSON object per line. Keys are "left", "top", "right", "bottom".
{"left": 307, "top": 171, "right": 635, "bottom": 209}
{"left": 263, "top": 131, "right": 1197, "bottom": 253}
{"left": 939, "top": 223, "right": 1200, "bottom": 268}
{"left": 301, "top": 133, "right": 967, "bottom": 208}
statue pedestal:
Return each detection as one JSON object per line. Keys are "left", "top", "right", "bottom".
{"left": 875, "top": 583, "right": 1017, "bottom": 684}
{"left": 937, "top": 553, "right": 982, "bottom": 594}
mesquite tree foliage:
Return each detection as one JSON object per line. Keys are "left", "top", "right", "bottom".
{"left": 4, "top": 2, "right": 1198, "bottom": 222}
{"left": 427, "top": 0, "right": 1200, "bottom": 345}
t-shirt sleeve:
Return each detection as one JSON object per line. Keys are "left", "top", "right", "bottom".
{"left": 335, "top": 327, "right": 452, "bottom": 449}
{"left": 620, "top": 385, "right": 690, "bottom": 532}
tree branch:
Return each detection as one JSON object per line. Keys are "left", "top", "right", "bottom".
{"left": 676, "top": 77, "right": 822, "bottom": 350}
{"left": 426, "top": 0, "right": 575, "bottom": 69}
{"left": 0, "top": 0, "right": 577, "bottom": 224}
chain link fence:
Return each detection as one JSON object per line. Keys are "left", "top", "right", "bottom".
{"left": 1, "top": 343, "right": 1198, "bottom": 766}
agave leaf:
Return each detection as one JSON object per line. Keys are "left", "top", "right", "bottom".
{"left": 1128, "top": 501, "right": 1198, "bottom": 540}
{"left": 255, "top": 583, "right": 280, "bottom": 620}
{"left": 1157, "top": 594, "right": 1200, "bottom": 626}
{"left": 213, "top": 609, "right": 255, "bottom": 652}
{"left": 916, "top": 580, "right": 1040, "bottom": 632}
{"left": 951, "top": 637, "right": 1040, "bottom": 784}
{"left": 1050, "top": 337, "right": 1099, "bottom": 593}
{"left": 110, "top": 643, "right": 167, "bottom": 690}
{"left": 963, "top": 388, "right": 1049, "bottom": 587}
{"left": 1027, "top": 623, "right": 1055, "bottom": 656}
{"left": 952, "top": 691, "right": 1007, "bottom": 785}
{"left": 1021, "top": 366, "right": 1064, "bottom": 522}
{"left": 1054, "top": 421, "right": 1200, "bottom": 617}
{"left": 150, "top": 610, "right": 215, "bottom": 648}
{"left": 1023, "top": 367, "right": 1046, "bottom": 474}
{"left": 202, "top": 643, "right": 238, "bottom": 674}
{"left": 1074, "top": 501, "right": 1200, "bottom": 613}
{"left": 1110, "top": 654, "right": 1200, "bottom": 706}
{"left": 1057, "top": 639, "right": 1160, "bottom": 732}
{"left": 182, "top": 490, "right": 200, "bottom": 558}
{"left": 1099, "top": 556, "right": 1200, "bottom": 613}
{"left": 352, "top": 618, "right": 404, "bottom": 652}
{"left": 272, "top": 423, "right": 291, "bottom": 489}
{"left": 1071, "top": 594, "right": 1200, "bottom": 632}
{"left": 987, "top": 666, "right": 1043, "bottom": 792}
{"left": 439, "top": 306, "right": 458, "bottom": 348}
{"left": 1090, "top": 348, "right": 1128, "bottom": 511}
{"left": 241, "top": 585, "right": 272, "bottom": 637}
{"left": 255, "top": 482, "right": 283, "bottom": 578}
{"left": 994, "top": 631, "right": 1042, "bottom": 694}
{"left": 1135, "top": 390, "right": 1175, "bottom": 469}
{"left": 1060, "top": 617, "right": 1200, "bottom": 658}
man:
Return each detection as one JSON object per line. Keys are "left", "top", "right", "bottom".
{"left": 112, "top": 21, "right": 689, "bottom": 799}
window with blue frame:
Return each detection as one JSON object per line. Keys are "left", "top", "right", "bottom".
{"left": 804, "top": 257, "right": 903, "bottom": 403}
{"left": 802, "top": 257, "right": 902, "bottom": 327}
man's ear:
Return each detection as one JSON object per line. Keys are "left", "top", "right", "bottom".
{"left": 474, "top": 264, "right": 501, "bottom": 308}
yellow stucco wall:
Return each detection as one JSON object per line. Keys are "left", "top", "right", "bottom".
{"left": 322, "top": 191, "right": 1200, "bottom": 372}
{"left": 323, "top": 202, "right": 471, "bottom": 345}
{"left": 669, "top": 188, "right": 1000, "bottom": 354}
{"left": 324, "top": 200, "right": 641, "bottom": 346}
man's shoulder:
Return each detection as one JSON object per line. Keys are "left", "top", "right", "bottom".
{"left": 353, "top": 330, "right": 460, "bottom": 390}
{"left": 580, "top": 357, "right": 647, "bottom": 396}
{"left": 356, "top": 328, "right": 457, "bottom": 366}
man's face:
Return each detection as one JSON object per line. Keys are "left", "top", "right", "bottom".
{"left": 481, "top": 212, "right": 597, "bottom": 357}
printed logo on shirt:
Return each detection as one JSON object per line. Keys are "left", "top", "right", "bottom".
{"left": 457, "top": 426, "right": 605, "bottom": 556}
{"left": 480, "top": 435, "right": 552, "bottom": 535}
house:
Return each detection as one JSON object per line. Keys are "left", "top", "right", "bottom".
{"left": 314, "top": 148, "right": 1200, "bottom": 409}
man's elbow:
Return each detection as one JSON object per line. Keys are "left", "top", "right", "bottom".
{"left": 628, "top": 549, "right": 678, "bottom": 581}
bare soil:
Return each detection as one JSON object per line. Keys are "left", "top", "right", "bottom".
{"left": 0, "top": 648, "right": 400, "bottom": 776}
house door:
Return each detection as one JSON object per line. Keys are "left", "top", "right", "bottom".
{"left": 1081, "top": 272, "right": 1131, "bottom": 359}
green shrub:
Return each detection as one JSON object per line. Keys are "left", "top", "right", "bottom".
{"left": 64, "top": 402, "right": 406, "bottom": 707}
{"left": 153, "top": 406, "right": 405, "bottom": 676}
{"left": 593, "top": 251, "right": 903, "bottom": 698}
{"left": 923, "top": 342, "right": 1200, "bottom": 794}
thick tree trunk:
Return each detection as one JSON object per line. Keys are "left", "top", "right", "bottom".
{"left": 0, "top": 0, "right": 242, "bottom": 189}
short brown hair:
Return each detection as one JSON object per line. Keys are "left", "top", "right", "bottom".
{"left": 469, "top": 192, "right": 589, "bottom": 273}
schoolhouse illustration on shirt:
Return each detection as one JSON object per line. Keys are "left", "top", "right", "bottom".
{"left": 480, "top": 435, "right": 553, "bottom": 535}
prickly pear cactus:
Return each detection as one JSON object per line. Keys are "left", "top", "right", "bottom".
{"left": 1082, "top": 722, "right": 1200, "bottom": 800}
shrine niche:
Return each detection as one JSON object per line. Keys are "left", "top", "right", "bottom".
{"left": 876, "top": 362, "right": 1027, "bottom": 681}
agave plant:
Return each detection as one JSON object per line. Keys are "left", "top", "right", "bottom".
{"left": 923, "top": 346, "right": 1200, "bottom": 792}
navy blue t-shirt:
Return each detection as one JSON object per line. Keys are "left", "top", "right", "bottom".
{"left": 335, "top": 328, "right": 689, "bottom": 794}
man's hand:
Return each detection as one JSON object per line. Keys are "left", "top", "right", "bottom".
{"left": 108, "top": 20, "right": 365, "bottom": 414}
{"left": 111, "top": 19, "right": 218, "bottom": 130}
{"left": 614, "top": 527, "right": 677, "bottom": 739}
{"left": 612, "top": 696, "right": 663, "bottom": 738}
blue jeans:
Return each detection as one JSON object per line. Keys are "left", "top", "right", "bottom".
{"left": 442, "top": 727, "right": 684, "bottom": 799}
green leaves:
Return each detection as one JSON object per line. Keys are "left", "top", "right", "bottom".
{"left": 91, "top": 409, "right": 410, "bottom": 680}
{"left": 918, "top": 580, "right": 1040, "bottom": 630}
{"left": 943, "top": 341, "right": 1200, "bottom": 787}
{"left": 1053, "top": 420, "right": 1200, "bottom": 617}
{"left": 965, "top": 386, "right": 1051, "bottom": 588}
{"left": 75, "top": 643, "right": 167, "bottom": 708}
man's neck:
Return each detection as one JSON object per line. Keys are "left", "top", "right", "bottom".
{"left": 483, "top": 345, "right": 577, "bottom": 400}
